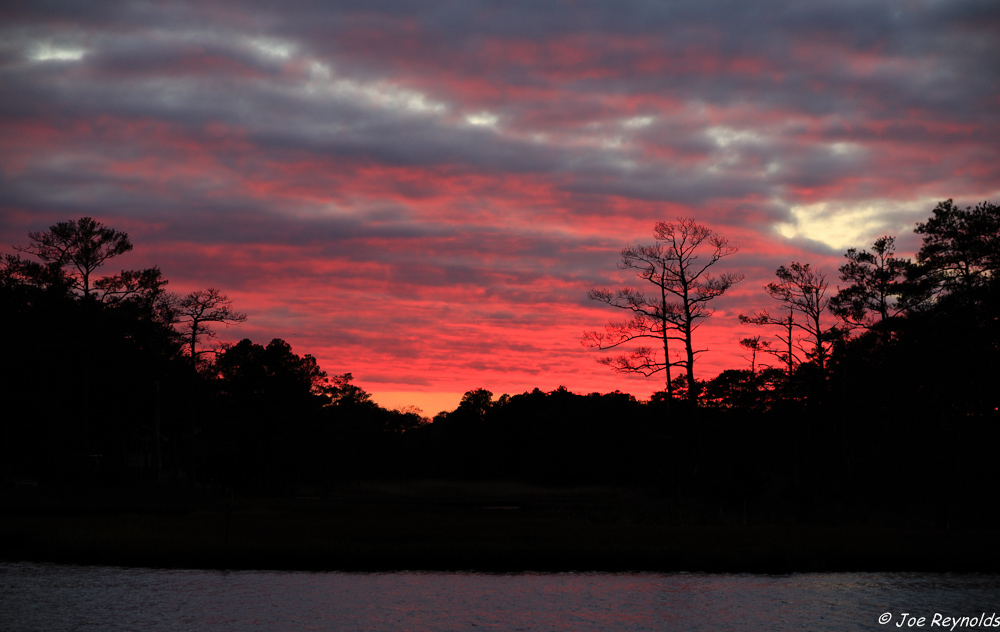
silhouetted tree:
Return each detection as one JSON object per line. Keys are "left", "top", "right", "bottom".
{"left": 899, "top": 199, "right": 1000, "bottom": 422}
{"left": 585, "top": 218, "right": 742, "bottom": 405}
{"left": 743, "top": 262, "right": 833, "bottom": 374}
{"left": 912, "top": 199, "right": 1000, "bottom": 309}
{"left": 9, "top": 217, "right": 169, "bottom": 315}
{"left": 457, "top": 388, "right": 494, "bottom": 421}
{"left": 0, "top": 253, "right": 72, "bottom": 294}
{"left": 432, "top": 388, "right": 493, "bottom": 434}
{"left": 215, "top": 338, "right": 329, "bottom": 399}
{"left": 739, "top": 305, "right": 798, "bottom": 376}
{"left": 2, "top": 220, "right": 188, "bottom": 484}
{"left": 326, "top": 372, "right": 375, "bottom": 407}
{"left": 830, "top": 235, "right": 912, "bottom": 330}
{"left": 174, "top": 288, "right": 247, "bottom": 366}
{"left": 738, "top": 336, "right": 771, "bottom": 375}
{"left": 702, "top": 369, "right": 760, "bottom": 410}
{"left": 95, "top": 267, "right": 171, "bottom": 314}
{"left": 212, "top": 338, "right": 332, "bottom": 488}
{"left": 14, "top": 217, "right": 133, "bottom": 298}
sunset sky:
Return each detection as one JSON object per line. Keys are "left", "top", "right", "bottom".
{"left": 2, "top": 1, "right": 998, "bottom": 415}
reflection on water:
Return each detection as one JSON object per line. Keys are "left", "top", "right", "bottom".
{"left": 1, "top": 562, "right": 998, "bottom": 631}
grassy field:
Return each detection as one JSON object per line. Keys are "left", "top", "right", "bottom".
{"left": 2, "top": 480, "right": 997, "bottom": 572}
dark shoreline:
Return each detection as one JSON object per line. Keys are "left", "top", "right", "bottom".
{"left": 3, "top": 482, "right": 998, "bottom": 574}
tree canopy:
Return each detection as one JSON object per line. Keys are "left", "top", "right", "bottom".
{"left": 2, "top": 206, "right": 997, "bottom": 531}
{"left": 15, "top": 217, "right": 134, "bottom": 298}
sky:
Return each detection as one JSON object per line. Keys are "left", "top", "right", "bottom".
{"left": 2, "top": 1, "right": 999, "bottom": 415}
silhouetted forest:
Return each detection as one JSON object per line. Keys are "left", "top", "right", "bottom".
{"left": 2, "top": 201, "right": 998, "bottom": 528}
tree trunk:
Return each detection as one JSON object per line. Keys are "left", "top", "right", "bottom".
{"left": 660, "top": 274, "right": 673, "bottom": 407}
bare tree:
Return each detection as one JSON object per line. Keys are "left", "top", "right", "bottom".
{"left": 739, "top": 306, "right": 798, "bottom": 376}
{"left": 585, "top": 218, "right": 743, "bottom": 405}
{"left": 739, "top": 336, "right": 772, "bottom": 375}
{"left": 584, "top": 253, "right": 685, "bottom": 402}
{"left": 174, "top": 288, "right": 247, "bottom": 366}
{"left": 742, "top": 262, "right": 833, "bottom": 373}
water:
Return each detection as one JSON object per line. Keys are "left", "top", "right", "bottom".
{"left": 1, "top": 563, "right": 998, "bottom": 631}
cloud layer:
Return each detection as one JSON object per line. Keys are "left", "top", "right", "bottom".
{"left": 3, "top": 0, "right": 998, "bottom": 412}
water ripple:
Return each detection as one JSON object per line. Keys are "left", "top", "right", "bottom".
{"left": 2, "top": 563, "right": 997, "bottom": 631}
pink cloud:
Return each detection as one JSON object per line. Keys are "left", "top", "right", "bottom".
{"left": 2, "top": 0, "right": 996, "bottom": 410}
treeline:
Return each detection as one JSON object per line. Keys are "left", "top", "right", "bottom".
{"left": 0, "top": 219, "right": 422, "bottom": 491}
{"left": 1, "top": 202, "right": 997, "bottom": 528}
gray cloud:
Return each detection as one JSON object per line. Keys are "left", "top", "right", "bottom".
{"left": 2, "top": 0, "right": 996, "bottom": 397}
